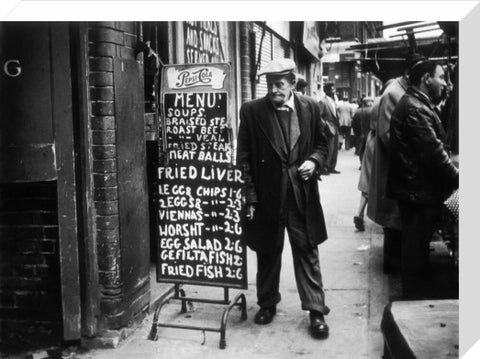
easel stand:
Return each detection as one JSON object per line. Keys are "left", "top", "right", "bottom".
{"left": 148, "top": 283, "right": 247, "bottom": 349}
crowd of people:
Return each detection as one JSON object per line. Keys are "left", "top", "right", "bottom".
{"left": 353, "top": 53, "right": 458, "bottom": 300}
{"left": 236, "top": 55, "right": 459, "bottom": 340}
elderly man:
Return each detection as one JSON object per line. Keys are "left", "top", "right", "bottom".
{"left": 387, "top": 60, "right": 458, "bottom": 299}
{"left": 237, "top": 58, "right": 330, "bottom": 338}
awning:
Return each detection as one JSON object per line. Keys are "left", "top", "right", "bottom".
{"left": 346, "top": 34, "right": 457, "bottom": 83}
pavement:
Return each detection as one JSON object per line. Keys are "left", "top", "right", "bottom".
{"left": 5, "top": 148, "right": 457, "bottom": 359}
{"left": 80, "top": 148, "right": 394, "bottom": 359}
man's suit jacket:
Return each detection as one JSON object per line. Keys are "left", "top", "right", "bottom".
{"left": 236, "top": 93, "right": 329, "bottom": 252}
{"left": 337, "top": 100, "right": 354, "bottom": 127}
{"left": 318, "top": 97, "right": 339, "bottom": 136}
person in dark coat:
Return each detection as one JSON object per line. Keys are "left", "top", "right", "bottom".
{"left": 367, "top": 53, "right": 426, "bottom": 274}
{"left": 236, "top": 58, "right": 330, "bottom": 338}
{"left": 351, "top": 96, "right": 373, "bottom": 165}
{"left": 318, "top": 83, "right": 341, "bottom": 174}
{"left": 387, "top": 60, "right": 459, "bottom": 299}
{"left": 352, "top": 97, "right": 374, "bottom": 231}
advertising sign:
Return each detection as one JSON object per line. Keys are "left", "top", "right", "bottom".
{"left": 156, "top": 63, "right": 247, "bottom": 289}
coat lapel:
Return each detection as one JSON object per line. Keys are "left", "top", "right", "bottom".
{"left": 292, "top": 94, "right": 308, "bottom": 151}
{"left": 327, "top": 98, "right": 337, "bottom": 119}
{"left": 258, "top": 97, "right": 288, "bottom": 159}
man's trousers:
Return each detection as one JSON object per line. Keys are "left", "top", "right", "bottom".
{"left": 326, "top": 132, "right": 339, "bottom": 171}
{"left": 255, "top": 187, "right": 329, "bottom": 315}
{"left": 339, "top": 125, "right": 352, "bottom": 150}
{"left": 398, "top": 200, "right": 441, "bottom": 299}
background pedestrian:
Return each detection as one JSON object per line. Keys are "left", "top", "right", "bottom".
{"left": 367, "top": 52, "right": 426, "bottom": 273}
{"left": 387, "top": 59, "right": 458, "bottom": 299}
{"left": 353, "top": 97, "right": 374, "bottom": 231}
{"left": 318, "top": 83, "right": 341, "bottom": 174}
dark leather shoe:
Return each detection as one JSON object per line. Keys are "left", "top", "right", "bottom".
{"left": 310, "top": 311, "right": 329, "bottom": 339}
{"left": 329, "top": 169, "right": 341, "bottom": 174}
{"left": 354, "top": 216, "right": 365, "bottom": 231}
{"left": 254, "top": 306, "right": 276, "bottom": 325}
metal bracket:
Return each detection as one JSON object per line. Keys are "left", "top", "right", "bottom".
{"left": 148, "top": 284, "right": 247, "bottom": 349}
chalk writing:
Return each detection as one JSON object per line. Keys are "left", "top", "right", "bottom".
{"left": 184, "top": 21, "right": 223, "bottom": 64}
{"left": 163, "top": 92, "right": 231, "bottom": 164}
{"left": 157, "top": 63, "right": 246, "bottom": 289}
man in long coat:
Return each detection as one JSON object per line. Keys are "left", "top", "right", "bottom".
{"left": 236, "top": 58, "right": 330, "bottom": 339}
{"left": 367, "top": 53, "right": 426, "bottom": 273}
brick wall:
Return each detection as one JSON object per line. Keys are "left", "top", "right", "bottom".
{"left": 0, "top": 22, "right": 149, "bottom": 347}
{"left": 88, "top": 22, "right": 149, "bottom": 330}
{"left": 0, "top": 182, "right": 62, "bottom": 347}
{"left": 88, "top": 22, "right": 126, "bottom": 324}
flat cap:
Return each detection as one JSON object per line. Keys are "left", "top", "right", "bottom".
{"left": 257, "top": 58, "right": 296, "bottom": 77}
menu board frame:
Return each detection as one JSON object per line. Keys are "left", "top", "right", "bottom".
{"left": 155, "top": 63, "right": 247, "bottom": 289}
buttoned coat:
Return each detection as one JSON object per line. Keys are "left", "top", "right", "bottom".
{"left": 236, "top": 93, "right": 329, "bottom": 253}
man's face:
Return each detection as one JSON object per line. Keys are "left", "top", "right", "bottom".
{"left": 426, "top": 65, "right": 447, "bottom": 102}
{"left": 326, "top": 86, "right": 336, "bottom": 99}
{"left": 267, "top": 76, "right": 295, "bottom": 106}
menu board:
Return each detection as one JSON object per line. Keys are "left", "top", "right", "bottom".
{"left": 156, "top": 63, "right": 247, "bottom": 289}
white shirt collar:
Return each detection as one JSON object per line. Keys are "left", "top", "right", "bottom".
{"left": 279, "top": 91, "right": 295, "bottom": 112}
{"left": 326, "top": 95, "right": 336, "bottom": 105}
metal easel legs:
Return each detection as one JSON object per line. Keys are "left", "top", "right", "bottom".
{"left": 148, "top": 284, "right": 247, "bottom": 349}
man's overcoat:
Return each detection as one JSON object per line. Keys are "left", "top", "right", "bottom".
{"left": 367, "top": 77, "right": 407, "bottom": 229}
{"left": 236, "top": 93, "right": 329, "bottom": 253}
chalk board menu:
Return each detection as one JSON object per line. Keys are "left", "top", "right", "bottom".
{"left": 156, "top": 63, "right": 247, "bottom": 289}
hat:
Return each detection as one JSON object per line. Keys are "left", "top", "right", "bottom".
{"left": 257, "top": 58, "right": 296, "bottom": 77}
